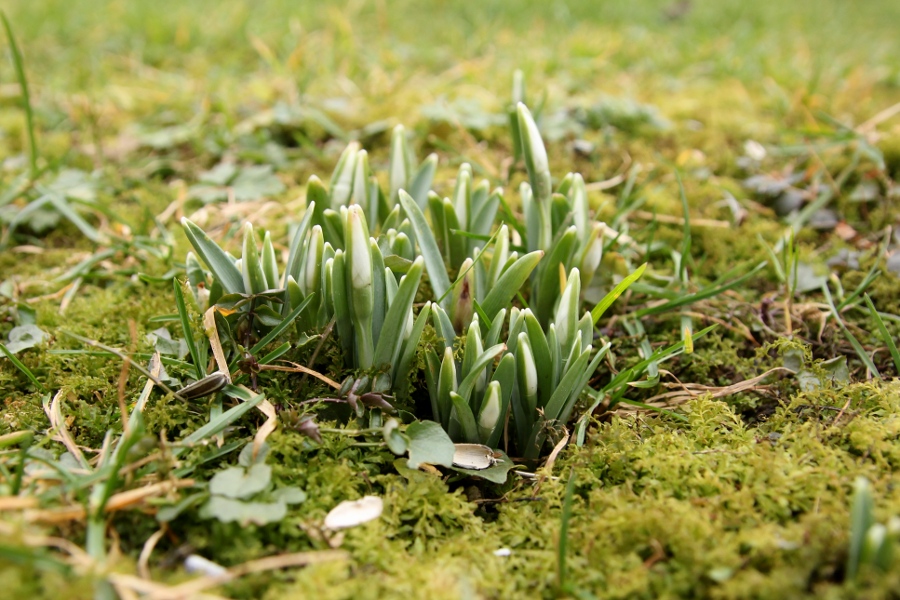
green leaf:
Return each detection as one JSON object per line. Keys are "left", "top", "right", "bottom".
{"left": 543, "top": 348, "right": 591, "bottom": 423}
{"left": 254, "top": 304, "right": 285, "bottom": 327}
{"left": 182, "top": 218, "right": 244, "bottom": 294}
{"left": 398, "top": 190, "right": 451, "bottom": 308}
{"left": 248, "top": 294, "right": 313, "bottom": 356}
{"left": 373, "top": 257, "right": 424, "bottom": 368}
{"left": 174, "top": 279, "right": 205, "bottom": 380}
{"left": 4, "top": 324, "right": 49, "bottom": 354}
{"left": 174, "top": 390, "right": 265, "bottom": 458}
{"left": 406, "top": 420, "right": 455, "bottom": 469}
{"left": 271, "top": 486, "right": 307, "bottom": 505}
{"left": 558, "top": 342, "right": 610, "bottom": 424}
{"left": 480, "top": 250, "right": 544, "bottom": 321}
{"left": 383, "top": 418, "right": 408, "bottom": 455}
{"left": 46, "top": 193, "right": 104, "bottom": 244}
{"left": 241, "top": 223, "right": 268, "bottom": 295}
{"left": 209, "top": 463, "right": 272, "bottom": 499}
{"left": 450, "top": 392, "right": 479, "bottom": 443}
{"left": 330, "top": 252, "right": 354, "bottom": 364}
{"left": 457, "top": 343, "right": 506, "bottom": 402}
{"left": 394, "top": 303, "right": 432, "bottom": 391}
{"left": 591, "top": 263, "right": 647, "bottom": 324}
{"left": 201, "top": 496, "right": 287, "bottom": 525}
{"left": 534, "top": 227, "right": 578, "bottom": 325}
{"left": 409, "top": 154, "right": 438, "bottom": 207}
{"left": 523, "top": 310, "right": 553, "bottom": 406}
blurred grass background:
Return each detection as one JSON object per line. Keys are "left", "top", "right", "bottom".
{"left": 3, "top": 0, "right": 899, "bottom": 134}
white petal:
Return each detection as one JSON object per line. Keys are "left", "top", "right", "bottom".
{"left": 324, "top": 496, "right": 383, "bottom": 530}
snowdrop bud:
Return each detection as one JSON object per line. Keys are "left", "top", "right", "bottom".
{"left": 579, "top": 223, "right": 604, "bottom": 289}
{"left": 330, "top": 142, "right": 359, "bottom": 207}
{"left": 516, "top": 103, "right": 551, "bottom": 203}
{"left": 346, "top": 206, "right": 372, "bottom": 291}
{"left": 478, "top": 381, "right": 502, "bottom": 440}
{"left": 465, "top": 318, "right": 486, "bottom": 393}
{"left": 554, "top": 268, "right": 581, "bottom": 351}
{"left": 241, "top": 223, "right": 267, "bottom": 295}
{"left": 570, "top": 173, "right": 589, "bottom": 242}
{"left": 451, "top": 257, "right": 475, "bottom": 332}
{"left": 516, "top": 332, "right": 538, "bottom": 414}
{"left": 303, "top": 225, "right": 324, "bottom": 295}
{"left": 351, "top": 149, "right": 370, "bottom": 207}
{"left": 453, "top": 164, "right": 472, "bottom": 226}
{"left": 488, "top": 225, "right": 510, "bottom": 287}
{"left": 389, "top": 125, "right": 408, "bottom": 200}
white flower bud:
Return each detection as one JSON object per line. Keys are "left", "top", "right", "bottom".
{"left": 478, "top": 381, "right": 502, "bottom": 438}
{"left": 347, "top": 206, "right": 372, "bottom": 291}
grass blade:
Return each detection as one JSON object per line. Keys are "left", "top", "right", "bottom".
{"left": 591, "top": 263, "right": 647, "bottom": 324}
{"left": 635, "top": 262, "right": 767, "bottom": 318}
{"left": 822, "top": 284, "right": 879, "bottom": 378}
{"left": 173, "top": 279, "right": 205, "bottom": 381}
{"left": 174, "top": 388, "right": 265, "bottom": 457}
{"left": 864, "top": 294, "right": 900, "bottom": 374}
{"left": 1, "top": 11, "right": 38, "bottom": 177}
{"left": 0, "top": 341, "right": 45, "bottom": 392}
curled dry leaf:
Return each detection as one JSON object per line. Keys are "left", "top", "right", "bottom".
{"left": 323, "top": 496, "right": 383, "bottom": 530}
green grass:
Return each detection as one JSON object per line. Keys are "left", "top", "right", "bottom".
{"left": 2, "top": 0, "right": 900, "bottom": 598}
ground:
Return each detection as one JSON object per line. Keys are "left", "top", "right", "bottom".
{"left": 2, "top": 1, "right": 900, "bottom": 598}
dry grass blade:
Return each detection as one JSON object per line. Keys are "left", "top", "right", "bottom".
{"left": 542, "top": 430, "right": 569, "bottom": 477}
{"left": 616, "top": 367, "right": 794, "bottom": 412}
{"left": 258, "top": 361, "right": 341, "bottom": 389}
{"left": 19, "top": 480, "right": 195, "bottom": 523}
{"left": 0, "top": 522, "right": 93, "bottom": 569}
{"left": 138, "top": 528, "right": 166, "bottom": 580}
{"left": 108, "top": 550, "right": 349, "bottom": 600}
{"left": 252, "top": 398, "right": 278, "bottom": 461}
{"left": 203, "top": 307, "right": 231, "bottom": 379}
{"left": 44, "top": 390, "right": 89, "bottom": 469}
